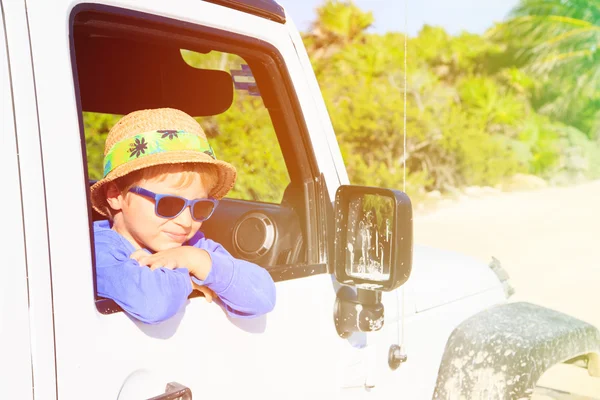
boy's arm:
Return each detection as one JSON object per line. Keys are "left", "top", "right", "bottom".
{"left": 191, "top": 237, "right": 276, "bottom": 318}
{"left": 95, "top": 235, "right": 193, "bottom": 324}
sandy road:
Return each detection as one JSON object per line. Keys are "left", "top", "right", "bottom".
{"left": 414, "top": 180, "right": 600, "bottom": 399}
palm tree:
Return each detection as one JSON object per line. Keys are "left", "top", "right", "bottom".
{"left": 498, "top": 0, "right": 600, "bottom": 84}
{"left": 489, "top": 0, "right": 600, "bottom": 136}
{"left": 305, "top": 0, "right": 374, "bottom": 60}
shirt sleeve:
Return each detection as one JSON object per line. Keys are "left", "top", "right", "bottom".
{"left": 95, "top": 231, "right": 193, "bottom": 324}
{"left": 190, "top": 236, "right": 276, "bottom": 319}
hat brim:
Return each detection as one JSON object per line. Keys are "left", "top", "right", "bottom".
{"left": 90, "top": 151, "right": 236, "bottom": 217}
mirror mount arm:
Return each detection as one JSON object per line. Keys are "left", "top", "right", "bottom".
{"left": 334, "top": 286, "right": 384, "bottom": 338}
{"left": 357, "top": 288, "right": 381, "bottom": 305}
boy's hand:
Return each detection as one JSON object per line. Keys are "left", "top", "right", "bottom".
{"left": 192, "top": 282, "right": 217, "bottom": 303}
{"left": 130, "top": 247, "right": 213, "bottom": 281}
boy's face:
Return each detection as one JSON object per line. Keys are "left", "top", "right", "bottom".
{"left": 109, "top": 172, "right": 209, "bottom": 252}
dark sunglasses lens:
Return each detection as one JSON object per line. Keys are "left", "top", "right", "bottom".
{"left": 192, "top": 200, "right": 215, "bottom": 221}
{"left": 156, "top": 196, "right": 186, "bottom": 218}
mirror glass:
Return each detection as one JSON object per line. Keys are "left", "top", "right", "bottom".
{"left": 345, "top": 194, "right": 394, "bottom": 281}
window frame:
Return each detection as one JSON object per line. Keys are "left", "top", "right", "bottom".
{"left": 68, "top": 3, "right": 330, "bottom": 315}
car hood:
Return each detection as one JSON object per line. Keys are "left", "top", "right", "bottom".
{"left": 406, "top": 245, "right": 503, "bottom": 313}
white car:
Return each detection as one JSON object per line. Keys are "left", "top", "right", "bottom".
{"left": 2, "top": 0, "right": 599, "bottom": 399}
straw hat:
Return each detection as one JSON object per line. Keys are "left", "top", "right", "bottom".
{"left": 90, "top": 108, "right": 236, "bottom": 217}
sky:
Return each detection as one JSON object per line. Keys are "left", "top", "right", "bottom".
{"left": 277, "top": 0, "right": 520, "bottom": 37}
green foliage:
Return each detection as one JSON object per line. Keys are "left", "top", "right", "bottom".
{"left": 553, "top": 125, "right": 600, "bottom": 182}
{"left": 181, "top": 50, "right": 290, "bottom": 203}
{"left": 306, "top": 0, "right": 600, "bottom": 193}
{"left": 308, "top": 5, "right": 562, "bottom": 194}
{"left": 83, "top": 112, "right": 122, "bottom": 180}
{"left": 200, "top": 96, "right": 290, "bottom": 204}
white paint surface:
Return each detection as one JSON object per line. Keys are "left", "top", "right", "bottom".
{"left": 0, "top": 4, "right": 34, "bottom": 398}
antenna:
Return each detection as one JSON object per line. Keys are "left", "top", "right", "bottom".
{"left": 391, "top": 0, "right": 409, "bottom": 371}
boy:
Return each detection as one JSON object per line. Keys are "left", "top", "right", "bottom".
{"left": 90, "top": 108, "right": 276, "bottom": 324}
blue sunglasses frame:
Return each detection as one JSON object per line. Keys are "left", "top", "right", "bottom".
{"left": 129, "top": 186, "right": 219, "bottom": 222}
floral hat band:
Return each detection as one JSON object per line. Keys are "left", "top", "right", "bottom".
{"left": 102, "top": 130, "right": 216, "bottom": 177}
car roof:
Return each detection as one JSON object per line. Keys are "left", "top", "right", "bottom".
{"left": 204, "top": 0, "right": 286, "bottom": 23}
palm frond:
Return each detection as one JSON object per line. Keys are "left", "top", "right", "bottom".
{"left": 541, "top": 26, "right": 600, "bottom": 46}
{"left": 530, "top": 49, "right": 591, "bottom": 70}
{"left": 511, "top": 0, "right": 600, "bottom": 24}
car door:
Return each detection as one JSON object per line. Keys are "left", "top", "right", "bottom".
{"left": 0, "top": 3, "right": 35, "bottom": 398}
{"left": 25, "top": 1, "right": 367, "bottom": 398}
{"left": 283, "top": 13, "right": 413, "bottom": 398}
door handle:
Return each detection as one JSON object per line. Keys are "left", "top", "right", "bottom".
{"left": 146, "top": 382, "right": 192, "bottom": 400}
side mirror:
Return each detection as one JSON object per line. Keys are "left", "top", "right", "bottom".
{"left": 334, "top": 185, "right": 413, "bottom": 292}
{"left": 333, "top": 186, "right": 413, "bottom": 338}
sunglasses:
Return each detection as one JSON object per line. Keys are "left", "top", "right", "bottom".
{"left": 129, "top": 186, "right": 219, "bottom": 222}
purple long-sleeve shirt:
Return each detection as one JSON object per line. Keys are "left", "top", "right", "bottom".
{"left": 93, "top": 220, "right": 276, "bottom": 324}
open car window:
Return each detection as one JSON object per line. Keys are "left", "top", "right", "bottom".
{"left": 84, "top": 49, "right": 290, "bottom": 204}
{"left": 71, "top": 5, "right": 327, "bottom": 316}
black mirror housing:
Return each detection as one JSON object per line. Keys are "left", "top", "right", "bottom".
{"left": 334, "top": 185, "right": 413, "bottom": 292}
